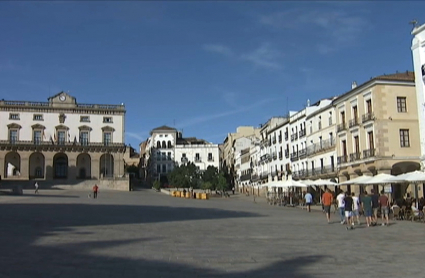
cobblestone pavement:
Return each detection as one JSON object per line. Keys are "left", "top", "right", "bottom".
{"left": 0, "top": 189, "right": 423, "bottom": 278}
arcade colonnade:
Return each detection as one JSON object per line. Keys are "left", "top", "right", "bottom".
{"left": 0, "top": 150, "right": 125, "bottom": 180}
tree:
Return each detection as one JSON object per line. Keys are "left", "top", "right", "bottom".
{"left": 125, "top": 164, "right": 139, "bottom": 178}
{"left": 216, "top": 172, "right": 228, "bottom": 192}
{"left": 202, "top": 166, "right": 219, "bottom": 184}
{"left": 167, "top": 162, "right": 201, "bottom": 189}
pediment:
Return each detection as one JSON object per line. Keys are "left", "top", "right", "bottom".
{"left": 31, "top": 124, "right": 46, "bottom": 130}
{"left": 78, "top": 125, "right": 93, "bottom": 131}
{"left": 55, "top": 124, "right": 69, "bottom": 131}
{"left": 101, "top": 125, "right": 115, "bottom": 132}
{"left": 7, "top": 123, "right": 22, "bottom": 129}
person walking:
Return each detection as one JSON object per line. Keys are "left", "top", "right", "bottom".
{"left": 232, "top": 187, "right": 235, "bottom": 195}
{"left": 304, "top": 190, "right": 313, "bottom": 212}
{"left": 351, "top": 192, "right": 361, "bottom": 225}
{"left": 93, "top": 184, "right": 99, "bottom": 199}
{"left": 322, "top": 188, "right": 333, "bottom": 223}
{"left": 379, "top": 190, "right": 390, "bottom": 226}
{"left": 34, "top": 182, "right": 39, "bottom": 194}
{"left": 336, "top": 190, "right": 346, "bottom": 224}
{"left": 371, "top": 189, "right": 380, "bottom": 226}
{"left": 361, "top": 190, "right": 373, "bottom": 227}
{"left": 344, "top": 192, "right": 354, "bottom": 230}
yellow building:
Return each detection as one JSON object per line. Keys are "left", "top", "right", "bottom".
{"left": 334, "top": 72, "right": 420, "bottom": 197}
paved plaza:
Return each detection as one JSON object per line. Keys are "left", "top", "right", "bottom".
{"left": 0, "top": 189, "right": 423, "bottom": 278}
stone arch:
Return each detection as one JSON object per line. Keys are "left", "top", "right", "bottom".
{"left": 29, "top": 152, "right": 45, "bottom": 179}
{"left": 162, "top": 141, "right": 166, "bottom": 148}
{"left": 156, "top": 141, "right": 161, "bottom": 148}
{"left": 4, "top": 151, "right": 21, "bottom": 178}
{"left": 167, "top": 140, "right": 172, "bottom": 148}
{"left": 76, "top": 153, "right": 91, "bottom": 179}
{"left": 53, "top": 153, "right": 68, "bottom": 179}
{"left": 100, "top": 153, "right": 114, "bottom": 178}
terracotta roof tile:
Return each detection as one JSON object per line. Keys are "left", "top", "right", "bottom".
{"left": 373, "top": 71, "right": 415, "bottom": 82}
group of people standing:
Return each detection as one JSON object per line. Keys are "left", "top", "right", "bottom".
{"left": 320, "top": 188, "right": 389, "bottom": 229}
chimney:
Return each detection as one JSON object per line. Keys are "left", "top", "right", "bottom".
{"left": 351, "top": 81, "right": 357, "bottom": 89}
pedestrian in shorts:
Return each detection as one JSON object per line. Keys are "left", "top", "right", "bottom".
{"left": 321, "top": 189, "right": 333, "bottom": 223}
{"left": 351, "top": 192, "right": 361, "bottom": 225}
{"left": 344, "top": 192, "right": 354, "bottom": 230}
{"left": 379, "top": 190, "right": 390, "bottom": 226}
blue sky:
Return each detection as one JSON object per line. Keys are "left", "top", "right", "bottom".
{"left": 0, "top": 1, "right": 424, "bottom": 150}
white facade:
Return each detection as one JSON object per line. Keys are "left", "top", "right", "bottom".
{"left": 412, "top": 23, "right": 425, "bottom": 168}
{"left": 290, "top": 99, "right": 333, "bottom": 180}
{"left": 305, "top": 101, "right": 337, "bottom": 180}
{"left": 0, "top": 91, "right": 127, "bottom": 184}
{"left": 268, "top": 118, "right": 291, "bottom": 181}
{"left": 143, "top": 126, "right": 219, "bottom": 182}
{"left": 175, "top": 144, "right": 219, "bottom": 171}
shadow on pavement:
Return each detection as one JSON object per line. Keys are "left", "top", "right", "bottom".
{"left": 0, "top": 203, "right": 322, "bottom": 277}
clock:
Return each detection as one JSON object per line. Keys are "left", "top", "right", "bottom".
{"left": 59, "top": 95, "right": 66, "bottom": 102}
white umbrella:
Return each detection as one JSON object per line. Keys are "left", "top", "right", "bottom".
{"left": 393, "top": 171, "right": 425, "bottom": 183}
{"left": 313, "top": 179, "right": 338, "bottom": 186}
{"left": 359, "top": 173, "right": 396, "bottom": 185}
{"left": 299, "top": 179, "right": 315, "bottom": 186}
{"left": 339, "top": 175, "right": 372, "bottom": 185}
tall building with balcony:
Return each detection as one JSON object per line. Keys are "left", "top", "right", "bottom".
{"left": 290, "top": 99, "right": 332, "bottom": 180}
{"left": 267, "top": 118, "right": 291, "bottom": 181}
{"left": 334, "top": 72, "right": 420, "bottom": 197}
{"left": 143, "top": 126, "right": 219, "bottom": 184}
{"left": 305, "top": 99, "right": 337, "bottom": 181}
{"left": 0, "top": 92, "right": 127, "bottom": 189}
{"left": 258, "top": 117, "right": 287, "bottom": 183}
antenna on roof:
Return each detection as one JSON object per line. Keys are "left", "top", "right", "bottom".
{"left": 409, "top": 19, "right": 418, "bottom": 29}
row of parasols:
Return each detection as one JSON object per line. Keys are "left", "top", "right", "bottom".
{"left": 261, "top": 171, "right": 425, "bottom": 191}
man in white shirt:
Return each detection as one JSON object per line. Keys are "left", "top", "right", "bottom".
{"left": 336, "top": 191, "right": 345, "bottom": 224}
{"left": 351, "top": 192, "right": 361, "bottom": 225}
{"left": 304, "top": 190, "right": 313, "bottom": 212}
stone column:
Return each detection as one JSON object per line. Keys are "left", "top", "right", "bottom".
{"left": 20, "top": 153, "right": 29, "bottom": 180}
{"left": 91, "top": 155, "right": 100, "bottom": 180}
{"left": 45, "top": 154, "right": 54, "bottom": 180}
{"left": 0, "top": 151, "right": 5, "bottom": 180}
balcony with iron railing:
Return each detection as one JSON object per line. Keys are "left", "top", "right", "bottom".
{"left": 278, "top": 135, "right": 282, "bottom": 143}
{"left": 272, "top": 137, "right": 276, "bottom": 144}
{"left": 272, "top": 152, "right": 277, "bottom": 160}
{"left": 363, "top": 148, "right": 376, "bottom": 159}
{"left": 285, "top": 149, "right": 289, "bottom": 158}
{"left": 298, "top": 148, "right": 307, "bottom": 158}
{"left": 260, "top": 171, "right": 269, "bottom": 180}
{"left": 337, "top": 155, "right": 348, "bottom": 164}
{"left": 290, "top": 152, "right": 299, "bottom": 161}
{"left": 306, "top": 138, "right": 336, "bottom": 156}
{"left": 278, "top": 152, "right": 283, "bottom": 160}
{"left": 284, "top": 132, "right": 289, "bottom": 141}
{"left": 362, "top": 112, "right": 375, "bottom": 123}
{"left": 291, "top": 133, "right": 298, "bottom": 142}
{"left": 299, "top": 129, "right": 306, "bottom": 138}
{"left": 337, "top": 123, "right": 347, "bottom": 133}
{"left": 348, "top": 118, "right": 360, "bottom": 128}
{"left": 240, "top": 173, "right": 251, "bottom": 181}
{"left": 349, "top": 152, "right": 361, "bottom": 162}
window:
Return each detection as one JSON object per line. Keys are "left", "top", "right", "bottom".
{"left": 103, "top": 117, "right": 113, "bottom": 123}
{"left": 195, "top": 153, "right": 200, "bottom": 162}
{"left": 208, "top": 153, "right": 213, "bottom": 161}
{"left": 9, "top": 129, "right": 18, "bottom": 143}
{"left": 157, "top": 165, "right": 161, "bottom": 173}
{"left": 162, "top": 165, "right": 166, "bottom": 173}
{"left": 57, "top": 131, "right": 66, "bottom": 145}
{"left": 366, "top": 99, "right": 372, "bottom": 113}
{"left": 80, "top": 116, "right": 90, "bottom": 122}
{"left": 329, "top": 111, "right": 333, "bottom": 125}
{"left": 341, "top": 111, "right": 345, "bottom": 124}
{"left": 318, "top": 116, "right": 322, "bottom": 130}
{"left": 397, "top": 97, "right": 407, "bottom": 112}
{"left": 9, "top": 113, "right": 19, "bottom": 120}
{"left": 80, "top": 131, "right": 89, "bottom": 146}
{"left": 167, "top": 152, "right": 171, "bottom": 160}
{"left": 399, "top": 129, "right": 410, "bottom": 147}
{"left": 33, "top": 114, "right": 43, "bottom": 121}
{"left": 33, "top": 130, "right": 42, "bottom": 145}
{"left": 103, "top": 132, "right": 112, "bottom": 146}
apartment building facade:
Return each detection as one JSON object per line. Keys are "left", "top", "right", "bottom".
{"left": 334, "top": 72, "right": 420, "bottom": 196}
{"left": 304, "top": 100, "right": 337, "bottom": 181}
{"left": 143, "top": 126, "right": 219, "bottom": 183}
{"left": 0, "top": 92, "right": 127, "bottom": 188}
